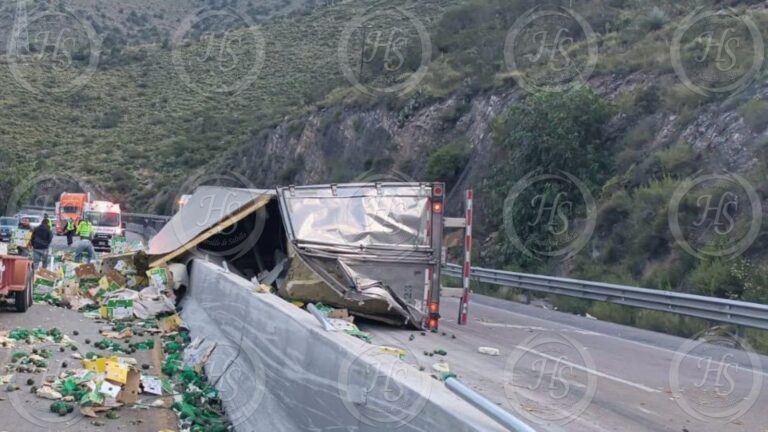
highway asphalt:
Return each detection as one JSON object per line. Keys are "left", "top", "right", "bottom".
{"left": 0, "top": 231, "right": 177, "bottom": 432}
{"left": 363, "top": 295, "right": 768, "bottom": 432}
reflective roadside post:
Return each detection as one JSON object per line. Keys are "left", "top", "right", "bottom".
{"left": 458, "top": 189, "right": 473, "bottom": 325}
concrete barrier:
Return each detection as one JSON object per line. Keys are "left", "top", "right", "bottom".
{"left": 181, "top": 259, "right": 507, "bottom": 431}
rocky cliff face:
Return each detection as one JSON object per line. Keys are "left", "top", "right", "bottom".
{"left": 215, "top": 70, "right": 767, "bottom": 247}
{"left": 217, "top": 90, "right": 520, "bottom": 233}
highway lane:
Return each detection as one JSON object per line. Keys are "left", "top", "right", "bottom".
{"left": 362, "top": 295, "right": 768, "bottom": 432}
{"left": 0, "top": 304, "right": 178, "bottom": 432}
{"left": 50, "top": 230, "right": 146, "bottom": 253}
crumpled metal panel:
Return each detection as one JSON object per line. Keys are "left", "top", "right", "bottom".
{"left": 149, "top": 186, "right": 274, "bottom": 256}
{"left": 277, "top": 183, "right": 438, "bottom": 328}
{"left": 280, "top": 183, "right": 431, "bottom": 249}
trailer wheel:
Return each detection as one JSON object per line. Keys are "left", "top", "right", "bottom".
{"left": 15, "top": 268, "right": 32, "bottom": 312}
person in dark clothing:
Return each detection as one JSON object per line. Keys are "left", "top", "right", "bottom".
{"left": 29, "top": 217, "right": 53, "bottom": 269}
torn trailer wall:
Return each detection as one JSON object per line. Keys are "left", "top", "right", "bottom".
{"left": 277, "top": 183, "right": 443, "bottom": 328}
{"left": 182, "top": 259, "right": 506, "bottom": 432}
{"left": 149, "top": 183, "right": 444, "bottom": 328}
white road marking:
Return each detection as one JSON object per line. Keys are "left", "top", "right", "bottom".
{"left": 469, "top": 299, "right": 768, "bottom": 380}
{"left": 517, "top": 345, "right": 662, "bottom": 393}
{"left": 478, "top": 320, "right": 601, "bottom": 336}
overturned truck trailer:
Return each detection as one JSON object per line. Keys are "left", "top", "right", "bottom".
{"left": 149, "top": 182, "right": 446, "bottom": 329}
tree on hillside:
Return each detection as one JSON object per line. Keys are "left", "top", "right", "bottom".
{"left": 488, "top": 87, "right": 613, "bottom": 270}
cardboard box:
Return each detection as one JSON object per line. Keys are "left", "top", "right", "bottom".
{"left": 117, "top": 369, "right": 140, "bottom": 404}
{"left": 91, "top": 275, "right": 122, "bottom": 300}
{"left": 105, "top": 361, "right": 129, "bottom": 384}
{"left": 100, "top": 299, "right": 134, "bottom": 320}
{"left": 141, "top": 375, "right": 162, "bottom": 396}
{"left": 75, "top": 263, "right": 99, "bottom": 279}
{"left": 147, "top": 267, "right": 173, "bottom": 291}
{"left": 83, "top": 356, "right": 119, "bottom": 373}
{"left": 110, "top": 236, "right": 128, "bottom": 254}
{"left": 106, "top": 269, "right": 126, "bottom": 288}
{"left": 33, "top": 269, "right": 59, "bottom": 294}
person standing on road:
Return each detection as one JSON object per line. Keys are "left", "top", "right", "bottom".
{"left": 77, "top": 218, "right": 93, "bottom": 240}
{"left": 43, "top": 213, "right": 53, "bottom": 231}
{"left": 73, "top": 238, "right": 97, "bottom": 263}
{"left": 65, "top": 218, "right": 76, "bottom": 246}
{"left": 29, "top": 216, "right": 53, "bottom": 269}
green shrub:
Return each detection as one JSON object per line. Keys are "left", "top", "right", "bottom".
{"left": 589, "top": 303, "right": 636, "bottom": 325}
{"left": 550, "top": 296, "right": 592, "bottom": 315}
{"left": 687, "top": 258, "right": 743, "bottom": 298}
{"left": 738, "top": 99, "right": 768, "bottom": 133}
{"left": 655, "top": 140, "right": 694, "bottom": 175}
{"left": 623, "top": 116, "right": 658, "bottom": 149}
{"left": 637, "top": 6, "right": 669, "bottom": 32}
{"left": 426, "top": 140, "right": 470, "bottom": 186}
{"left": 663, "top": 83, "right": 711, "bottom": 112}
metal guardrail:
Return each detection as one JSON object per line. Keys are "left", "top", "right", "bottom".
{"left": 20, "top": 206, "right": 171, "bottom": 222}
{"left": 443, "top": 264, "right": 768, "bottom": 331}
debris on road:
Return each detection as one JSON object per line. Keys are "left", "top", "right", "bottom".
{"left": 0, "top": 246, "right": 234, "bottom": 430}
{"left": 478, "top": 346, "right": 500, "bottom": 356}
{"left": 432, "top": 362, "right": 450, "bottom": 375}
{"left": 311, "top": 303, "right": 373, "bottom": 343}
